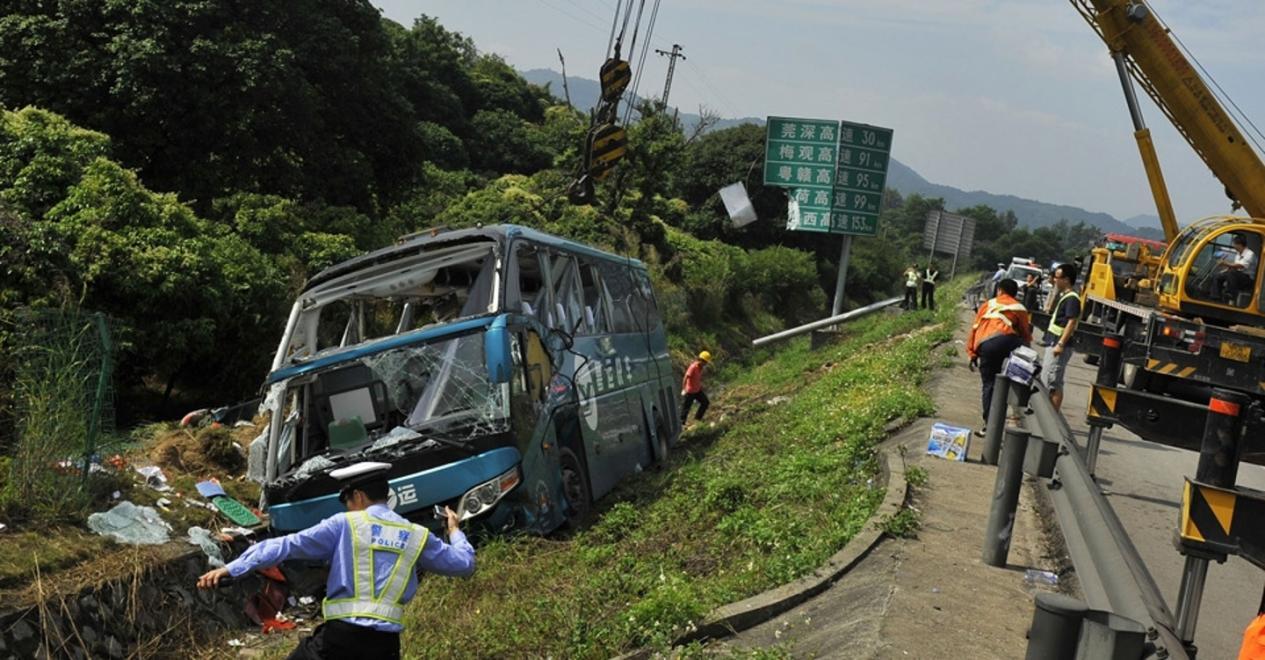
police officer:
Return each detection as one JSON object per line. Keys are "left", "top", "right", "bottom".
{"left": 196, "top": 462, "right": 475, "bottom": 659}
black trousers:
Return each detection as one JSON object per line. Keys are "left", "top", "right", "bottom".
{"left": 287, "top": 620, "right": 401, "bottom": 660}
{"left": 903, "top": 286, "right": 918, "bottom": 309}
{"left": 977, "top": 333, "right": 1024, "bottom": 423}
{"left": 921, "top": 282, "right": 936, "bottom": 310}
{"left": 1214, "top": 269, "right": 1251, "bottom": 302}
{"left": 681, "top": 391, "right": 710, "bottom": 423}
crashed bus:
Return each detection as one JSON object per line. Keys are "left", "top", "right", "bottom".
{"left": 247, "top": 225, "right": 679, "bottom": 535}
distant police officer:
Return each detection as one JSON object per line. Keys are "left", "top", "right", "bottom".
{"left": 196, "top": 462, "right": 475, "bottom": 659}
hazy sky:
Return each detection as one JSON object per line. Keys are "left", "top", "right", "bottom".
{"left": 372, "top": 0, "right": 1265, "bottom": 224}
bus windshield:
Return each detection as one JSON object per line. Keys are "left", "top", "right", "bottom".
{"left": 275, "top": 329, "right": 510, "bottom": 478}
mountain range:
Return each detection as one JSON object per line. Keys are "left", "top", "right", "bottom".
{"left": 521, "top": 68, "right": 1166, "bottom": 240}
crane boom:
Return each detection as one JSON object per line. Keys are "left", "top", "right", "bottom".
{"left": 1072, "top": 0, "right": 1265, "bottom": 222}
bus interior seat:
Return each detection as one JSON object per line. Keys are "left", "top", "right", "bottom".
{"left": 312, "top": 363, "right": 391, "bottom": 449}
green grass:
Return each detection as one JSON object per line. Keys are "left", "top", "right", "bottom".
{"left": 397, "top": 279, "right": 967, "bottom": 658}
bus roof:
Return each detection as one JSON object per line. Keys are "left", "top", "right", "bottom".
{"left": 303, "top": 225, "right": 646, "bottom": 293}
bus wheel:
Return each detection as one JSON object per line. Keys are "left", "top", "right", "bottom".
{"left": 559, "top": 447, "right": 591, "bottom": 527}
{"left": 652, "top": 415, "right": 670, "bottom": 468}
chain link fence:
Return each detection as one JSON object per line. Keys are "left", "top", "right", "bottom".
{"left": 2, "top": 307, "right": 116, "bottom": 521}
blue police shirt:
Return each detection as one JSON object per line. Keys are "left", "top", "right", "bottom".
{"left": 225, "top": 503, "right": 475, "bottom": 633}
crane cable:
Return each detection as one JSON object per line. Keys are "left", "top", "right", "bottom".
{"left": 605, "top": 0, "right": 622, "bottom": 60}
{"left": 624, "top": 0, "right": 663, "bottom": 125}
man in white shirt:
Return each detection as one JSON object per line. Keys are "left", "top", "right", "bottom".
{"left": 1215, "top": 234, "right": 1257, "bottom": 303}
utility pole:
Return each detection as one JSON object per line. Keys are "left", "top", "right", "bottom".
{"left": 556, "top": 48, "right": 573, "bottom": 108}
{"left": 654, "top": 44, "right": 685, "bottom": 108}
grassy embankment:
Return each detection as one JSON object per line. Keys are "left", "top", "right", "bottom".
{"left": 397, "top": 279, "right": 967, "bottom": 658}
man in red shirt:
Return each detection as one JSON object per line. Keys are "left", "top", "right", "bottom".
{"left": 680, "top": 351, "right": 711, "bottom": 427}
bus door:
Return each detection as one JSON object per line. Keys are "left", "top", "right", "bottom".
{"left": 507, "top": 326, "right": 567, "bottom": 531}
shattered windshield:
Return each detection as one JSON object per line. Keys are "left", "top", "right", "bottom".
{"left": 282, "top": 332, "right": 509, "bottom": 474}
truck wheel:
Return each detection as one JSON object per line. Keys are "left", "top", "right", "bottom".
{"left": 559, "top": 447, "right": 591, "bottom": 527}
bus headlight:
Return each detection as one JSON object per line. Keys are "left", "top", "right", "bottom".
{"left": 458, "top": 467, "right": 521, "bottom": 520}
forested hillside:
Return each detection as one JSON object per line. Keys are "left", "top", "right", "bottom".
{"left": 0, "top": 2, "right": 1095, "bottom": 434}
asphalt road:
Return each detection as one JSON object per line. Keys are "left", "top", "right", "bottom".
{"left": 1058, "top": 349, "right": 1265, "bottom": 659}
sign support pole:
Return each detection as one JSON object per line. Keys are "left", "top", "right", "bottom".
{"left": 831, "top": 235, "right": 853, "bottom": 317}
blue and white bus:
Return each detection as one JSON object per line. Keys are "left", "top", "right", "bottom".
{"left": 248, "top": 225, "right": 679, "bottom": 534}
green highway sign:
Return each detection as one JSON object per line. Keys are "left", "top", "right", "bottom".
{"left": 765, "top": 116, "right": 893, "bottom": 235}
{"left": 764, "top": 117, "right": 839, "bottom": 232}
{"left": 830, "top": 120, "right": 893, "bottom": 236}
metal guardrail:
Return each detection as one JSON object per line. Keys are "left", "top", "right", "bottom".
{"left": 751, "top": 296, "right": 902, "bottom": 347}
{"left": 1024, "top": 382, "right": 1189, "bottom": 660}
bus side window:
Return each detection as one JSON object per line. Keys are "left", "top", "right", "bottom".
{"left": 546, "top": 253, "right": 583, "bottom": 334}
{"left": 632, "top": 270, "right": 661, "bottom": 329}
{"left": 508, "top": 243, "right": 549, "bottom": 323}
{"left": 596, "top": 260, "right": 638, "bottom": 333}
{"left": 578, "top": 262, "right": 608, "bottom": 335}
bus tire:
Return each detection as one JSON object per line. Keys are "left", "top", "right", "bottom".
{"left": 651, "top": 413, "right": 670, "bottom": 468}
{"left": 559, "top": 447, "right": 591, "bottom": 527}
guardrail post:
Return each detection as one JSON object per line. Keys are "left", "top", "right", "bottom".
{"left": 1025, "top": 592, "right": 1087, "bottom": 660}
{"left": 983, "top": 427, "right": 1031, "bottom": 567}
{"left": 981, "top": 373, "right": 1011, "bottom": 466}
{"left": 1084, "top": 335, "right": 1124, "bottom": 476}
{"left": 1174, "top": 388, "right": 1250, "bottom": 647}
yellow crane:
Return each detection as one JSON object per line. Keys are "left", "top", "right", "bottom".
{"left": 1073, "top": 0, "right": 1265, "bottom": 325}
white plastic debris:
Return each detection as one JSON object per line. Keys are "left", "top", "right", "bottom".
{"left": 156, "top": 497, "right": 172, "bottom": 511}
{"left": 298, "top": 596, "right": 315, "bottom": 606}
{"left": 0, "top": 522, "right": 7, "bottom": 533}
{"left": 187, "top": 526, "right": 226, "bottom": 568}
{"left": 221, "top": 526, "right": 255, "bottom": 538}
{"left": 87, "top": 501, "right": 171, "bottom": 545}
{"left": 135, "top": 465, "right": 172, "bottom": 492}
{"left": 227, "top": 639, "right": 244, "bottom": 648}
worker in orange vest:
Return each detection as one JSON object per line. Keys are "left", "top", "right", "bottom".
{"left": 966, "top": 278, "right": 1032, "bottom": 436}
{"left": 1241, "top": 612, "right": 1265, "bottom": 659}
{"left": 680, "top": 351, "right": 711, "bottom": 427}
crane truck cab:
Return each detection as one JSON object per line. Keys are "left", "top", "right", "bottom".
{"left": 1155, "top": 216, "right": 1265, "bottom": 327}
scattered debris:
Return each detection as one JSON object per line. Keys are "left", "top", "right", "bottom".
{"left": 926, "top": 422, "right": 970, "bottom": 461}
{"left": 135, "top": 465, "right": 172, "bottom": 491}
{"left": 195, "top": 479, "right": 260, "bottom": 526}
{"left": 221, "top": 526, "right": 256, "bottom": 538}
{"left": 765, "top": 395, "right": 791, "bottom": 406}
{"left": 261, "top": 613, "right": 297, "bottom": 634}
{"left": 156, "top": 497, "right": 172, "bottom": 511}
{"left": 227, "top": 639, "right": 244, "bottom": 648}
{"left": 86, "top": 501, "right": 171, "bottom": 545}
{"left": 298, "top": 596, "right": 315, "bottom": 606}
{"left": 0, "top": 522, "right": 6, "bottom": 533}
{"left": 1024, "top": 569, "right": 1059, "bottom": 588}
{"left": 187, "top": 526, "right": 226, "bottom": 567}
